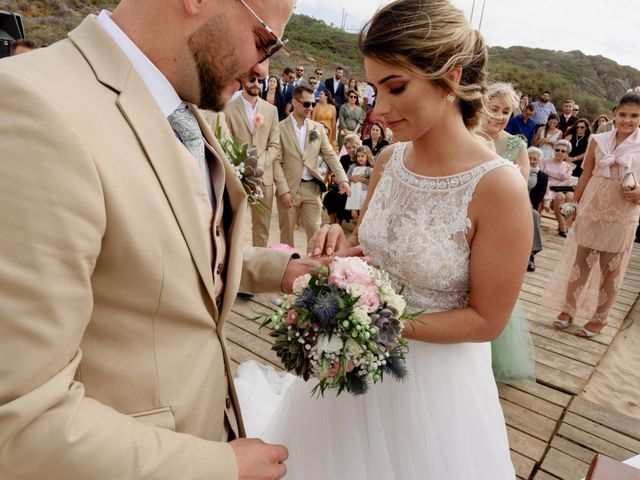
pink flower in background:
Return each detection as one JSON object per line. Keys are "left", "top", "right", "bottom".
{"left": 268, "top": 243, "right": 299, "bottom": 255}
{"left": 254, "top": 113, "right": 265, "bottom": 128}
{"left": 356, "top": 285, "right": 380, "bottom": 313}
{"left": 328, "top": 257, "right": 373, "bottom": 290}
{"left": 286, "top": 310, "right": 297, "bottom": 325}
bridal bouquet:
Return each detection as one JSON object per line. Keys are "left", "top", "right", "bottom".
{"left": 214, "top": 117, "right": 265, "bottom": 207}
{"left": 560, "top": 202, "right": 577, "bottom": 217}
{"left": 259, "top": 257, "right": 414, "bottom": 397}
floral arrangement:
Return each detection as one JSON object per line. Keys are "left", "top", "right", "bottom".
{"left": 560, "top": 202, "right": 577, "bottom": 217}
{"left": 308, "top": 127, "right": 319, "bottom": 144}
{"left": 214, "top": 116, "right": 265, "bottom": 207}
{"left": 258, "top": 257, "right": 416, "bottom": 397}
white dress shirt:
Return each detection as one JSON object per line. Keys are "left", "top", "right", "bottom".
{"left": 241, "top": 94, "right": 259, "bottom": 134}
{"left": 290, "top": 115, "right": 313, "bottom": 181}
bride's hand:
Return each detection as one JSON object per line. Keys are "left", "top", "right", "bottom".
{"left": 307, "top": 224, "right": 362, "bottom": 258}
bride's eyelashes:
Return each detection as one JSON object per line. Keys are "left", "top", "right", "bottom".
{"left": 388, "top": 83, "right": 407, "bottom": 95}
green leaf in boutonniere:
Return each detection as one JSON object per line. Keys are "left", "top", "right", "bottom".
{"left": 308, "top": 128, "right": 319, "bottom": 144}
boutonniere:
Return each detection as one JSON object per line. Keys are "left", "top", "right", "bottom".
{"left": 254, "top": 113, "right": 265, "bottom": 128}
{"left": 308, "top": 128, "right": 319, "bottom": 144}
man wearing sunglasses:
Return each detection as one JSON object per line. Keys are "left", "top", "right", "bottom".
{"left": 0, "top": 0, "right": 316, "bottom": 479}
{"left": 275, "top": 85, "right": 351, "bottom": 247}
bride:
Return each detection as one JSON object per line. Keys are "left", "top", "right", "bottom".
{"left": 235, "top": 0, "right": 532, "bottom": 477}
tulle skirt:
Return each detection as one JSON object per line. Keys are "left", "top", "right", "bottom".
{"left": 491, "top": 300, "right": 536, "bottom": 384}
{"left": 235, "top": 340, "right": 515, "bottom": 479}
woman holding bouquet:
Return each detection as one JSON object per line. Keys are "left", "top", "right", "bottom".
{"left": 545, "top": 92, "right": 640, "bottom": 337}
{"left": 237, "top": 1, "right": 531, "bottom": 478}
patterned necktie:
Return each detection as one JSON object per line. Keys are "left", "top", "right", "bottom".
{"left": 168, "top": 106, "right": 214, "bottom": 205}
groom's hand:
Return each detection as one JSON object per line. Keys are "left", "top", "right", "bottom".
{"left": 230, "top": 438, "right": 288, "bottom": 479}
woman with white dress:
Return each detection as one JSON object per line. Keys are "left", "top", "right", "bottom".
{"left": 235, "top": 1, "right": 532, "bottom": 478}
{"left": 534, "top": 113, "right": 563, "bottom": 164}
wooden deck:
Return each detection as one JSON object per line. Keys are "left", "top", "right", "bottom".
{"left": 228, "top": 214, "right": 640, "bottom": 480}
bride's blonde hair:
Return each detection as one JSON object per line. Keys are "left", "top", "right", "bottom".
{"left": 358, "top": 0, "right": 487, "bottom": 130}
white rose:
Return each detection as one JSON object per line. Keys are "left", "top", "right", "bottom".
{"left": 344, "top": 338, "right": 363, "bottom": 357}
{"left": 316, "top": 334, "right": 344, "bottom": 354}
{"left": 386, "top": 294, "right": 406, "bottom": 315}
{"left": 351, "top": 305, "right": 371, "bottom": 325}
{"left": 346, "top": 283, "right": 366, "bottom": 298}
{"left": 292, "top": 274, "right": 312, "bottom": 294}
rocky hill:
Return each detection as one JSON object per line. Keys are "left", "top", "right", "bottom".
{"left": 6, "top": 1, "right": 640, "bottom": 118}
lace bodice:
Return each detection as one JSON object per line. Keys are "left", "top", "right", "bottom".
{"left": 359, "top": 142, "right": 511, "bottom": 313}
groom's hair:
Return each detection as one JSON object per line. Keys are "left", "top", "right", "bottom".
{"left": 293, "top": 85, "right": 314, "bottom": 100}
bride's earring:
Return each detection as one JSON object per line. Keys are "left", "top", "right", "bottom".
{"left": 446, "top": 93, "right": 456, "bottom": 103}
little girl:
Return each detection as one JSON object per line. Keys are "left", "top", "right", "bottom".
{"left": 344, "top": 146, "right": 373, "bottom": 222}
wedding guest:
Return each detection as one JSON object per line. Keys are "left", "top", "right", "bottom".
{"left": 557, "top": 99, "right": 578, "bottom": 134}
{"left": 505, "top": 103, "right": 536, "bottom": 146}
{"left": 274, "top": 85, "right": 350, "bottom": 246}
{"left": 337, "top": 88, "right": 365, "bottom": 149}
{"left": 531, "top": 90, "right": 557, "bottom": 129}
{"left": 0, "top": 0, "right": 310, "bottom": 478}
{"left": 543, "top": 139, "right": 576, "bottom": 237}
{"left": 480, "top": 82, "right": 534, "bottom": 384}
{"left": 311, "top": 89, "right": 338, "bottom": 151}
{"left": 360, "top": 105, "right": 387, "bottom": 139}
{"left": 262, "top": 74, "right": 287, "bottom": 121}
{"left": 10, "top": 39, "right": 37, "bottom": 55}
{"left": 363, "top": 81, "right": 376, "bottom": 110}
{"left": 345, "top": 145, "right": 374, "bottom": 222}
{"left": 324, "top": 66, "right": 346, "bottom": 109}
{"left": 362, "top": 121, "right": 390, "bottom": 158}
{"left": 322, "top": 133, "right": 359, "bottom": 225}
{"left": 248, "top": 1, "right": 531, "bottom": 477}
{"left": 313, "top": 68, "right": 326, "bottom": 96}
{"left": 224, "top": 77, "right": 280, "bottom": 247}
{"left": 280, "top": 67, "right": 295, "bottom": 116}
{"left": 517, "top": 93, "right": 529, "bottom": 116}
{"left": 534, "top": 113, "right": 563, "bottom": 163}
{"left": 293, "top": 65, "right": 307, "bottom": 87}
{"left": 546, "top": 91, "right": 640, "bottom": 337}
{"left": 527, "top": 147, "right": 548, "bottom": 271}
{"left": 564, "top": 118, "right": 592, "bottom": 178}
{"left": 592, "top": 114, "right": 609, "bottom": 133}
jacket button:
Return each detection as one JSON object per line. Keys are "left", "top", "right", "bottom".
{"left": 225, "top": 397, "right": 231, "bottom": 409}
{"left": 216, "top": 264, "right": 223, "bottom": 275}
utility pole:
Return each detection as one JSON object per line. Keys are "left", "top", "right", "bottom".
{"left": 470, "top": 0, "right": 476, "bottom": 23}
{"left": 478, "top": 0, "right": 487, "bottom": 31}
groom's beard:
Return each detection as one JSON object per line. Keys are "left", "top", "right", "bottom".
{"left": 188, "top": 18, "right": 239, "bottom": 112}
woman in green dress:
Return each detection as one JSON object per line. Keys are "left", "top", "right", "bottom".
{"left": 338, "top": 88, "right": 365, "bottom": 149}
{"left": 481, "top": 82, "right": 536, "bottom": 384}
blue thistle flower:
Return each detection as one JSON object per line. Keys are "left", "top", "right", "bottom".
{"left": 295, "top": 288, "right": 316, "bottom": 310}
{"left": 312, "top": 292, "right": 341, "bottom": 327}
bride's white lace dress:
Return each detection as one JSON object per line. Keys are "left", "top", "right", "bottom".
{"left": 235, "top": 142, "right": 516, "bottom": 479}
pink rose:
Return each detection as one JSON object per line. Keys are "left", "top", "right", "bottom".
{"left": 254, "top": 113, "right": 265, "bottom": 128}
{"left": 286, "top": 310, "right": 298, "bottom": 325}
{"left": 328, "top": 257, "right": 373, "bottom": 290}
{"left": 328, "top": 360, "right": 355, "bottom": 377}
{"left": 356, "top": 285, "right": 380, "bottom": 312}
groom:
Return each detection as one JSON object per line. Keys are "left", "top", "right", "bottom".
{"left": 0, "top": 0, "right": 308, "bottom": 479}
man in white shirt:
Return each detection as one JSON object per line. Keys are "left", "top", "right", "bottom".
{"left": 224, "top": 77, "right": 280, "bottom": 247}
{"left": 275, "top": 86, "right": 350, "bottom": 246}
{"left": 293, "top": 65, "right": 307, "bottom": 87}
{"left": 363, "top": 82, "right": 376, "bottom": 110}
{"left": 0, "top": 1, "right": 324, "bottom": 479}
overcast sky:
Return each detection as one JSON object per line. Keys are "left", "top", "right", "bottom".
{"left": 293, "top": 0, "right": 640, "bottom": 72}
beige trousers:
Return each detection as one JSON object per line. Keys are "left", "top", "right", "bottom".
{"left": 278, "top": 181, "right": 322, "bottom": 247}
{"left": 250, "top": 184, "right": 274, "bottom": 247}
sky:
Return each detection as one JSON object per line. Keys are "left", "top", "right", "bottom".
{"left": 293, "top": 0, "right": 640, "bottom": 72}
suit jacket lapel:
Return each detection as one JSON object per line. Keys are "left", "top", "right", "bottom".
{"left": 69, "top": 16, "right": 217, "bottom": 304}
{"left": 285, "top": 119, "right": 304, "bottom": 157}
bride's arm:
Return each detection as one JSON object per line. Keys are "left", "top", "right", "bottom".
{"left": 403, "top": 166, "right": 532, "bottom": 343}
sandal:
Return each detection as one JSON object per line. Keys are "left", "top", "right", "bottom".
{"left": 552, "top": 317, "right": 573, "bottom": 330}
{"left": 576, "top": 321, "right": 606, "bottom": 338}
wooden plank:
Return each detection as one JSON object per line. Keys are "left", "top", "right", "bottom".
{"left": 551, "top": 435, "right": 597, "bottom": 464}
{"left": 511, "top": 380, "right": 572, "bottom": 408}
{"left": 524, "top": 311, "right": 612, "bottom": 352}
{"left": 534, "top": 347, "right": 593, "bottom": 381}
{"left": 500, "top": 399, "right": 557, "bottom": 442}
{"left": 507, "top": 425, "right": 548, "bottom": 462}
{"left": 499, "top": 384, "right": 565, "bottom": 421}
{"left": 563, "top": 412, "right": 640, "bottom": 453}
{"left": 531, "top": 333, "right": 601, "bottom": 367}
{"left": 225, "top": 322, "right": 279, "bottom": 365}
{"left": 228, "top": 312, "right": 275, "bottom": 344}
{"left": 533, "top": 471, "right": 561, "bottom": 480}
{"left": 226, "top": 340, "right": 277, "bottom": 370}
{"left": 557, "top": 422, "right": 637, "bottom": 461}
{"left": 570, "top": 397, "right": 640, "bottom": 441}
{"left": 510, "top": 448, "right": 536, "bottom": 480}
{"left": 533, "top": 361, "right": 584, "bottom": 395}
{"left": 539, "top": 447, "right": 590, "bottom": 480}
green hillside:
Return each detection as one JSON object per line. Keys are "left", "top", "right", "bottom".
{"left": 6, "top": 2, "right": 640, "bottom": 119}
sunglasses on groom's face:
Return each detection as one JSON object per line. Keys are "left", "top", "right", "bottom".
{"left": 295, "top": 98, "right": 316, "bottom": 109}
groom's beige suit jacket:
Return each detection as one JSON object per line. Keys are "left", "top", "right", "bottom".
{"left": 0, "top": 15, "right": 292, "bottom": 480}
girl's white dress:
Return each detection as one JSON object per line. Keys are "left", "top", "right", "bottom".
{"left": 344, "top": 165, "right": 371, "bottom": 211}
{"left": 234, "top": 142, "right": 516, "bottom": 479}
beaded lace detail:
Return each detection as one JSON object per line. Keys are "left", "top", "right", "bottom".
{"left": 359, "top": 142, "right": 511, "bottom": 313}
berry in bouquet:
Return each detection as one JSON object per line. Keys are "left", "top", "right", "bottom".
{"left": 258, "top": 257, "right": 417, "bottom": 397}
